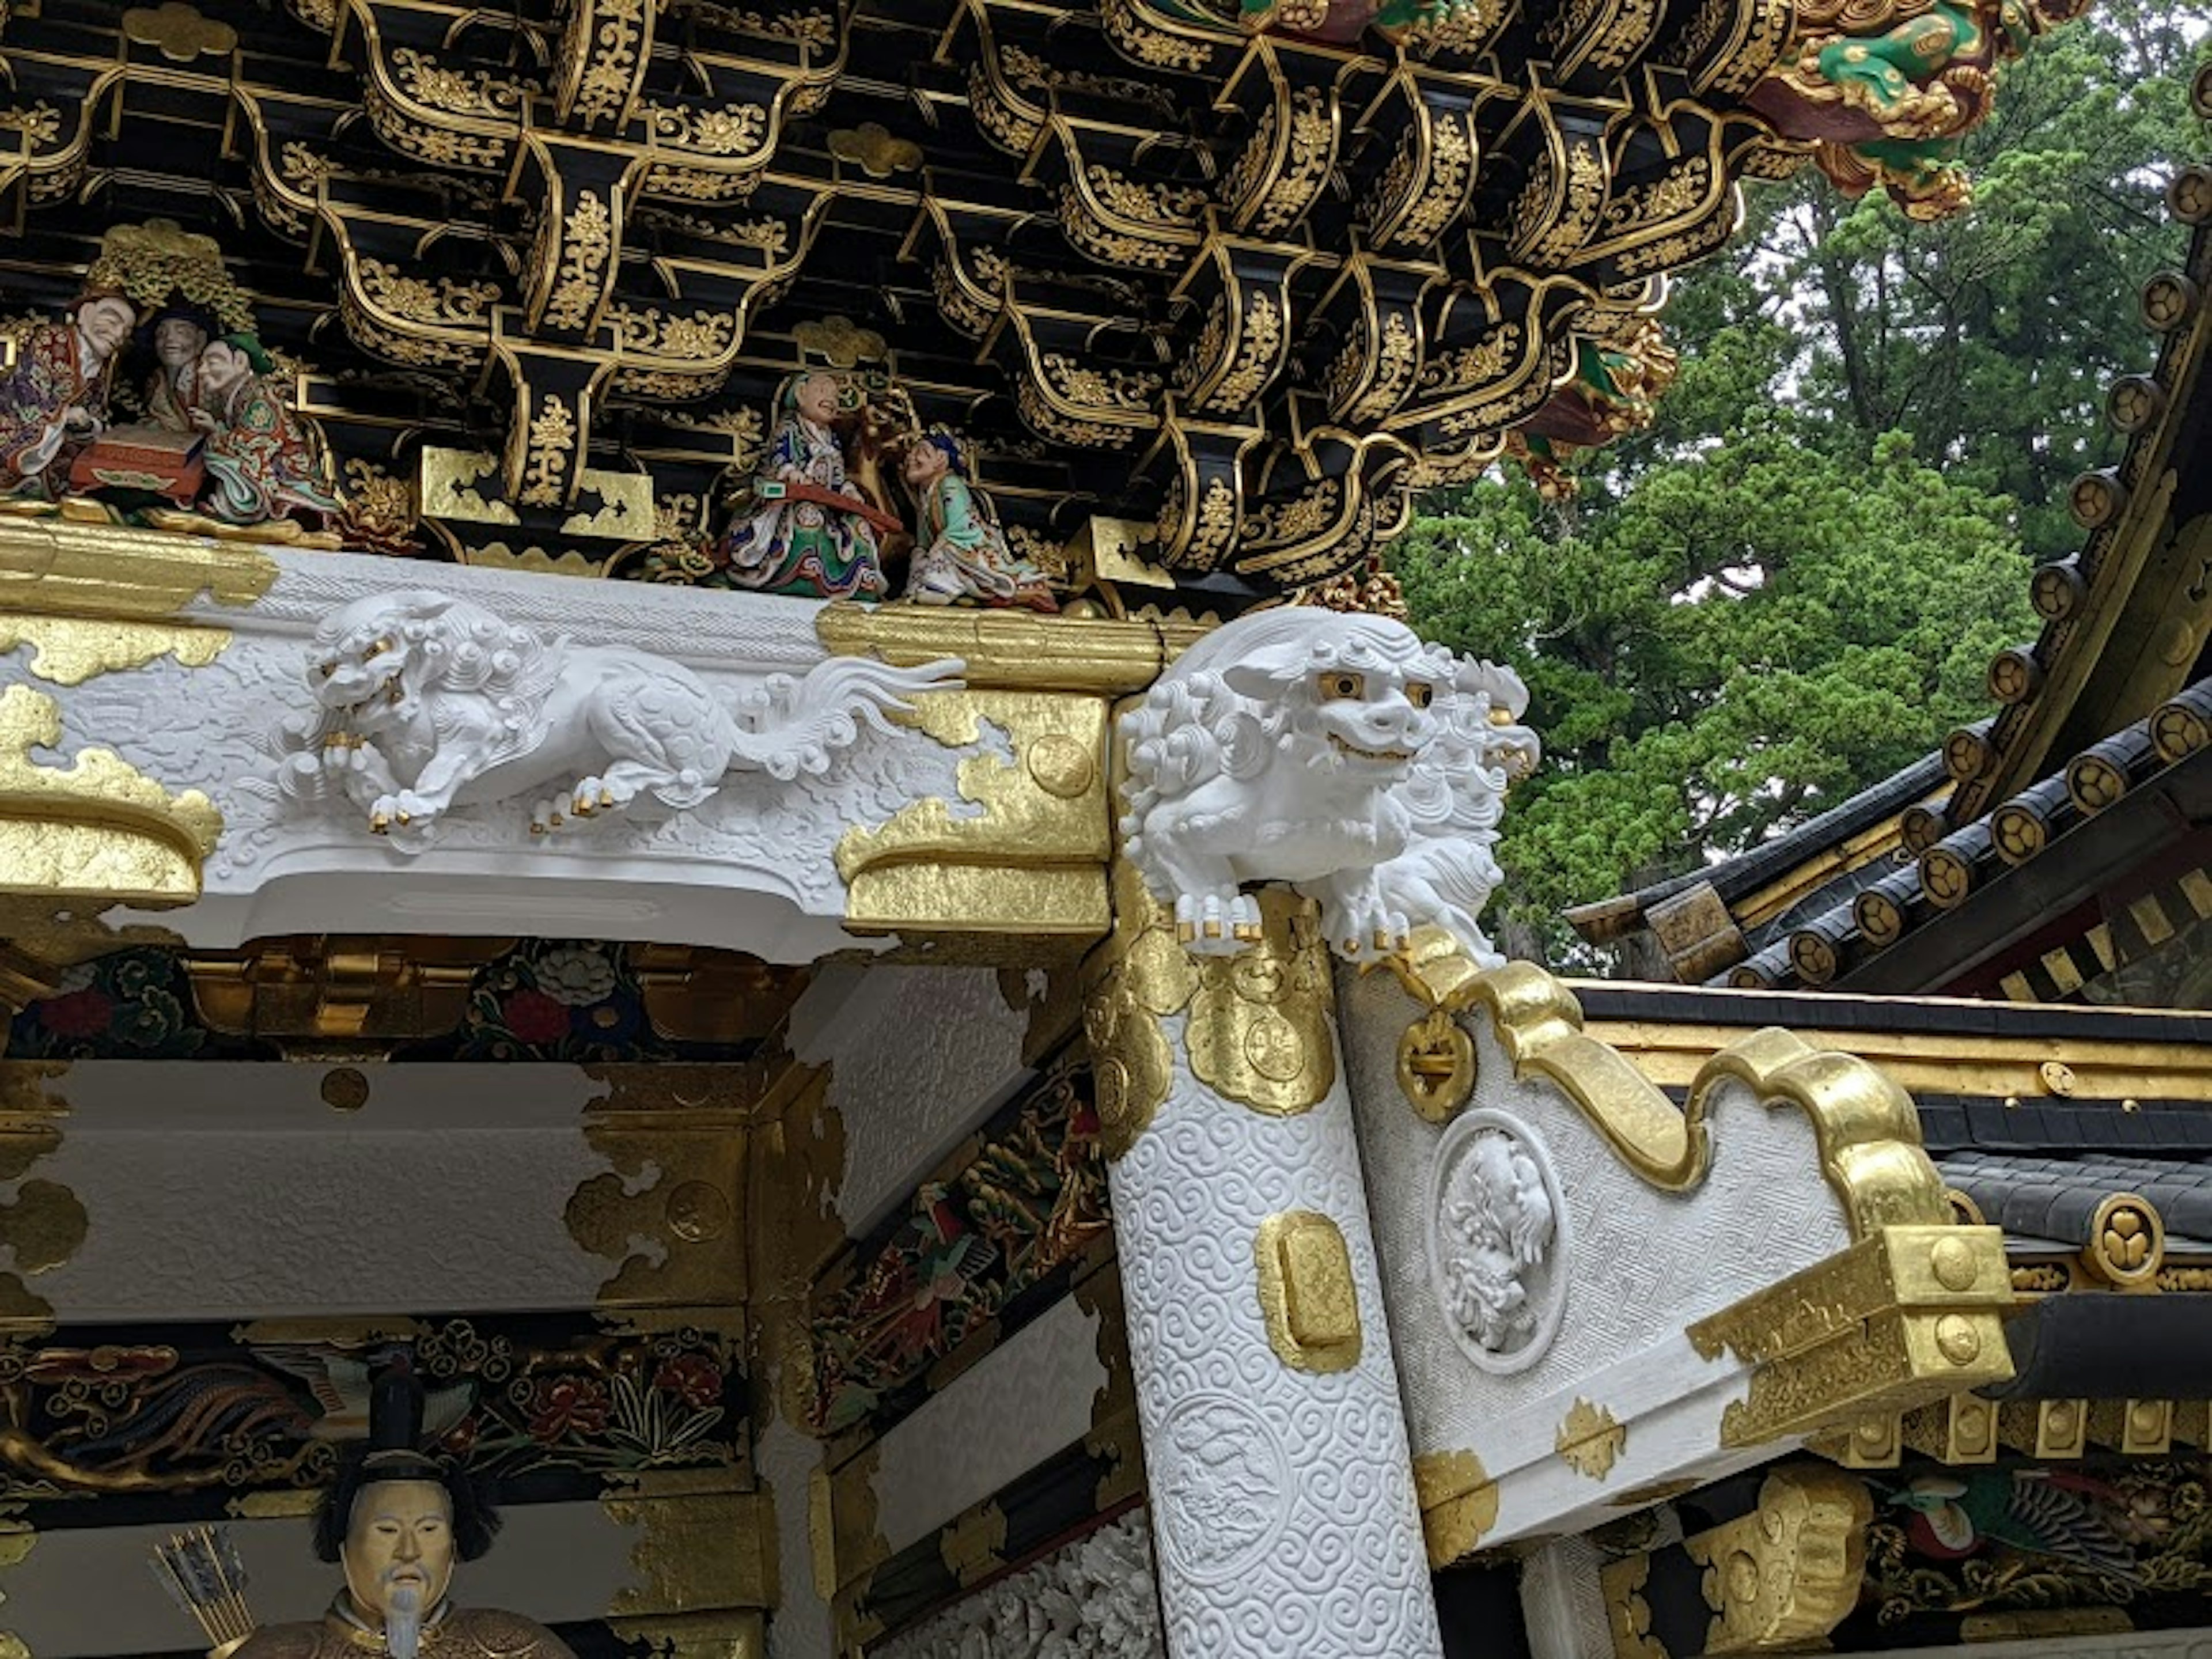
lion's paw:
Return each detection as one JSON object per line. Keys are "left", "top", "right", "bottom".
{"left": 1322, "top": 895, "right": 1410, "bottom": 963}
{"left": 567, "top": 774, "right": 638, "bottom": 819}
{"left": 1174, "top": 892, "right": 1262, "bottom": 956}
{"left": 368, "top": 790, "right": 439, "bottom": 850}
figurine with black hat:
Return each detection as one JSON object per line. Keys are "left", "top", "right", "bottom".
{"left": 224, "top": 1355, "right": 578, "bottom": 1659}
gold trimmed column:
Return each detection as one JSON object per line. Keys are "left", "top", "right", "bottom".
{"left": 1084, "top": 863, "right": 1445, "bottom": 1658}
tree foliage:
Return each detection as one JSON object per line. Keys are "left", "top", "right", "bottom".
{"left": 1397, "top": 0, "right": 2206, "bottom": 964}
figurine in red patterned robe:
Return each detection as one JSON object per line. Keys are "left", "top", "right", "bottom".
{"left": 0, "top": 292, "right": 137, "bottom": 498}
{"left": 192, "top": 334, "right": 341, "bottom": 528}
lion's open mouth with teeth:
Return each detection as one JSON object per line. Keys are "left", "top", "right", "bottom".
{"left": 1329, "top": 733, "right": 1414, "bottom": 764}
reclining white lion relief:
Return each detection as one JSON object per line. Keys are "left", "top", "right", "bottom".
{"left": 1120, "top": 607, "right": 1535, "bottom": 963}
{"left": 272, "top": 589, "right": 961, "bottom": 853}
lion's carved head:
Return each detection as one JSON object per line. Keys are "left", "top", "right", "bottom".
{"left": 309, "top": 591, "right": 553, "bottom": 732}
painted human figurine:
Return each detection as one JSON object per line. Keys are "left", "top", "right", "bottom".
{"left": 192, "top": 334, "right": 341, "bottom": 528}
{"left": 231, "top": 1366, "right": 575, "bottom": 1659}
{"left": 717, "top": 370, "right": 889, "bottom": 600}
{"left": 0, "top": 291, "right": 137, "bottom": 498}
{"left": 900, "top": 434, "right": 1057, "bottom": 612}
{"left": 142, "top": 306, "right": 214, "bottom": 434}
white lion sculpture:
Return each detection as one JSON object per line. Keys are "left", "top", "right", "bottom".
{"left": 1120, "top": 608, "right": 1457, "bottom": 959}
{"left": 1372, "top": 660, "right": 1540, "bottom": 968}
{"left": 273, "top": 589, "right": 961, "bottom": 853}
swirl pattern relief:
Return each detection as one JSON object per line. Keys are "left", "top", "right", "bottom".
{"left": 1105, "top": 1014, "right": 1442, "bottom": 1657}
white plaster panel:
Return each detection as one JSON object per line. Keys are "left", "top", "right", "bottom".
{"left": 1109, "top": 1012, "right": 1443, "bottom": 1659}
{"left": 7, "top": 549, "right": 982, "bottom": 962}
{"left": 791, "top": 965, "right": 1033, "bottom": 1234}
{"left": 27, "top": 1063, "right": 613, "bottom": 1321}
{"left": 871, "top": 1292, "right": 1107, "bottom": 1556}
{"left": 757, "top": 1412, "right": 835, "bottom": 1659}
{"left": 1, "top": 1500, "right": 630, "bottom": 1657}
{"left": 1338, "top": 968, "right": 1856, "bottom": 1540}
{"left": 874, "top": 1509, "right": 1163, "bottom": 1659}
{"left": 1518, "top": 1533, "right": 1618, "bottom": 1659}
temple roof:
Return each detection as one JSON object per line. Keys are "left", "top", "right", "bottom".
{"left": 1570, "top": 120, "right": 2212, "bottom": 990}
{"left": 0, "top": 0, "right": 2071, "bottom": 601}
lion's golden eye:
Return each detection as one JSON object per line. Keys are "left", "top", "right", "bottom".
{"left": 319, "top": 664, "right": 335, "bottom": 679}
{"left": 1319, "top": 671, "right": 1365, "bottom": 702}
{"left": 365, "top": 637, "right": 393, "bottom": 660}
{"left": 1406, "top": 681, "right": 1434, "bottom": 709}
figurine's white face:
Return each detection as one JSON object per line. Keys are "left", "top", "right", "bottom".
{"left": 342, "top": 1479, "right": 456, "bottom": 1625}
{"left": 197, "top": 341, "right": 252, "bottom": 400}
{"left": 794, "top": 373, "right": 839, "bottom": 425}
{"left": 76, "top": 298, "right": 134, "bottom": 358}
{"left": 154, "top": 317, "right": 206, "bottom": 368}
{"left": 902, "top": 441, "right": 949, "bottom": 486}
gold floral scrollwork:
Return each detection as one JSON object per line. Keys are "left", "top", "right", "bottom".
{"left": 1370, "top": 109, "right": 1479, "bottom": 252}
{"left": 514, "top": 395, "right": 579, "bottom": 510}
{"left": 0, "top": 684, "right": 222, "bottom": 906}
{"left": 541, "top": 190, "right": 616, "bottom": 334}
{"left": 1255, "top": 1210, "right": 1362, "bottom": 1373}
{"left": 1556, "top": 1397, "right": 1626, "bottom": 1479}
{"left": 553, "top": 0, "right": 652, "bottom": 132}
{"left": 1683, "top": 1464, "right": 1872, "bottom": 1654}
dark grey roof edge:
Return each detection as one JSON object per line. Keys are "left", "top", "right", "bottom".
{"left": 1565, "top": 748, "right": 1950, "bottom": 931}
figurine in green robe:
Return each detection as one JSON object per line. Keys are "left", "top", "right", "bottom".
{"left": 899, "top": 433, "right": 1056, "bottom": 613}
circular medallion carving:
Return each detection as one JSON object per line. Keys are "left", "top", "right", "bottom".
{"left": 1243, "top": 1011, "right": 1304, "bottom": 1081}
{"left": 1427, "top": 1107, "right": 1569, "bottom": 1374}
{"left": 320, "top": 1067, "right": 370, "bottom": 1112}
{"left": 1154, "top": 1393, "right": 1290, "bottom": 1584}
{"left": 664, "top": 1180, "right": 731, "bottom": 1243}
{"left": 1025, "top": 733, "right": 1096, "bottom": 798}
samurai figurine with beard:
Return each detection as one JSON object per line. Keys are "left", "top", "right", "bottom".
{"left": 232, "top": 1365, "right": 575, "bottom": 1659}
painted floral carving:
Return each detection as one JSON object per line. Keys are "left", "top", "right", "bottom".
{"left": 0, "top": 1319, "right": 739, "bottom": 1512}
{"left": 806, "top": 1056, "right": 1108, "bottom": 1434}
{"left": 1748, "top": 0, "right": 2092, "bottom": 219}
{"left": 1862, "top": 1459, "right": 2212, "bottom": 1629}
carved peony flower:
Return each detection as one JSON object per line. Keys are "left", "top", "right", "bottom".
{"left": 526, "top": 1375, "right": 609, "bottom": 1442}
{"left": 534, "top": 944, "right": 618, "bottom": 1006}
{"left": 654, "top": 1353, "right": 723, "bottom": 1409}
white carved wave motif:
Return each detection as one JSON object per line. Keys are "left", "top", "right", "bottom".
{"left": 1427, "top": 1107, "right": 1569, "bottom": 1374}
{"left": 1114, "top": 1024, "right": 1443, "bottom": 1656}
{"left": 1119, "top": 608, "right": 1536, "bottom": 964}
{"left": 874, "top": 1509, "right": 1164, "bottom": 1659}
{"left": 1156, "top": 1393, "right": 1290, "bottom": 1584}
{"left": 261, "top": 588, "right": 963, "bottom": 854}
